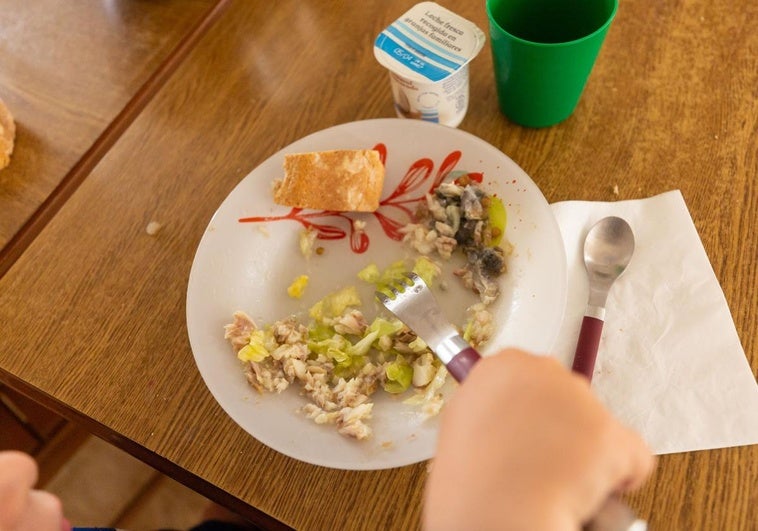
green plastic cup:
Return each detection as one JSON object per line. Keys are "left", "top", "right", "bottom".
{"left": 486, "top": 0, "right": 618, "bottom": 127}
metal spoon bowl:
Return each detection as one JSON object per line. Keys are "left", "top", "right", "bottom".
{"left": 572, "top": 216, "right": 635, "bottom": 381}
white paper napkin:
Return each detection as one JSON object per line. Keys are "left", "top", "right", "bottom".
{"left": 550, "top": 190, "right": 758, "bottom": 455}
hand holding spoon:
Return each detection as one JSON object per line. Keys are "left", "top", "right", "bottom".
{"left": 572, "top": 216, "right": 635, "bottom": 381}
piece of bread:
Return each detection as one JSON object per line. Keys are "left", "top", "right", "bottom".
{"left": 0, "top": 97, "right": 15, "bottom": 170}
{"left": 273, "top": 149, "right": 385, "bottom": 212}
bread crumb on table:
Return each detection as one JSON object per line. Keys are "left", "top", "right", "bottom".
{"left": 146, "top": 221, "right": 162, "bottom": 235}
{"left": 0, "top": 97, "right": 16, "bottom": 171}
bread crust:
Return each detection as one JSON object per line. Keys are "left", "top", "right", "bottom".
{"left": 273, "top": 149, "right": 385, "bottom": 212}
{"left": 0, "top": 98, "right": 15, "bottom": 170}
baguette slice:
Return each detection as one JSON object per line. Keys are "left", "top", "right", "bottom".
{"left": 0, "top": 98, "right": 15, "bottom": 170}
{"left": 273, "top": 149, "right": 385, "bottom": 212}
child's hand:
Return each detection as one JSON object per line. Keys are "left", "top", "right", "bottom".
{"left": 0, "top": 451, "right": 69, "bottom": 531}
{"left": 424, "top": 349, "right": 655, "bottom": 530}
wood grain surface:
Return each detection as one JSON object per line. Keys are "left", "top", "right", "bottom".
{"left": 0, "top": 0, "right": 218, "bottom": 261}
{"left": 0, "top": 0, "right": 756, "bottom": 530}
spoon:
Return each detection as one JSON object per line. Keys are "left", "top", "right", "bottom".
{"left": 571, "top": 216, "right": 635, "bottom": 381}
{"left": 571, "top": 217, "right": 643, "bottom": 531}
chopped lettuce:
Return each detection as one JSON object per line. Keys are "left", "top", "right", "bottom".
{"left": 308, "top": 334, "right": 355, "bottom": 375}
{"left": 350, "top": 330, "right": 379, "bottom": 357}
{"left": 237, "top": 330, "right": 271, "bottom": 363}
{"left": 359, "top": 260, "right": 410, "bottom": 297}
{"left": 367, "top": 317, "right": 404, "bottom": 337}
{"left": 360, "top": 258, "right": 441, "bottom": 296}
{"left": 287, "top": 275, "right": 309, "bottom": 299}
{"left": 307, "top": 322, "right": 335, "bottom": 342}
{"left": 308, "top": 334, "right": 350, "bottom": 358}
{"left": 408, "top": 336, "right": 428, "bottom": 353}
{"left": 308, "top": 329, "right": 379, "bottom": 377}
{"left": 412, "top": 256, "right": 440, "bottom": 287}
{"left": 378, "top": 260, "right": 408, "bottom": 285}
{"left": 383, "top": 355, "right": 413, "bottom": 394}
{"left": 462, "top": 318, "right": 474, "bottom": 343}
{"left": 357, "top": 263, "right": 381, "bottom": 283}
{"left": 309, "top": 286, "right": 361, "bottom": 322}
{"left": 366, "top": 317, "right": 404, "bottom": 352}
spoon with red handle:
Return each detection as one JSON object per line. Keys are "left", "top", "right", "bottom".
{"left": 572, "top": 216, "right": 635, "bottom": 381}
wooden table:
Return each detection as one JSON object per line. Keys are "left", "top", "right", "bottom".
{"left": 0, "top": 0, "right": 223, "bottom": 274}
{"left": 1, "top": 0, "right": 756, "bottom": 529}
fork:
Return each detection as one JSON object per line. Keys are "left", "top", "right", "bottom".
{"left": 375, "top": 272, "right": 481, "bottom": 382}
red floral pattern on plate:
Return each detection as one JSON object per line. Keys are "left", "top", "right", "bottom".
{"left": 238, "top": 143, "right": 483, "bottom": 253}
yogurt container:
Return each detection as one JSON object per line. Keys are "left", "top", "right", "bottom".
{"left": 374, "top": 2, "right": 485, "bottom": 128}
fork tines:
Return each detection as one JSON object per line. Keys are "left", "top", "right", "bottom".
{"left": 375, "top": 272, "right": 419, "bottom": 303}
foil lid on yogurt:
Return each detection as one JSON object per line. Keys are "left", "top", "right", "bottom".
{"left": 374, "top": 2, "right": 485, "bottom": 84}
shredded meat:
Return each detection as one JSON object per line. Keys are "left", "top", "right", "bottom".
{"left": 223, "top": 311, "right": 256, "bottom": 352}
{"left": 333, "top": 309, "right": 368, "bottom": 336}
{"left": 465, "top": 303, "right": 495, "bottom": 348}
{"left": 336, "top": 403, "right": 373, "bottom": 440}
{"left": 302, "top": 403, "right": 374, "bottom": 440}
{"left": 299, "top": 364, "right": 380, "bottom": 442}
{"left": 245, "top": 361, "right": 289, "bottom": 393}
{"left": 271, "top": 316, "right": 307, "bottom": 344}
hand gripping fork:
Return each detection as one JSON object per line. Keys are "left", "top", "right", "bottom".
{"left": 376, "top": 272, "right": 647, "bottom": 531}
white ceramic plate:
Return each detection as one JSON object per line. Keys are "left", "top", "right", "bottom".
{"left": 186, "top": 119, "right": 567, "bottom": 470}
